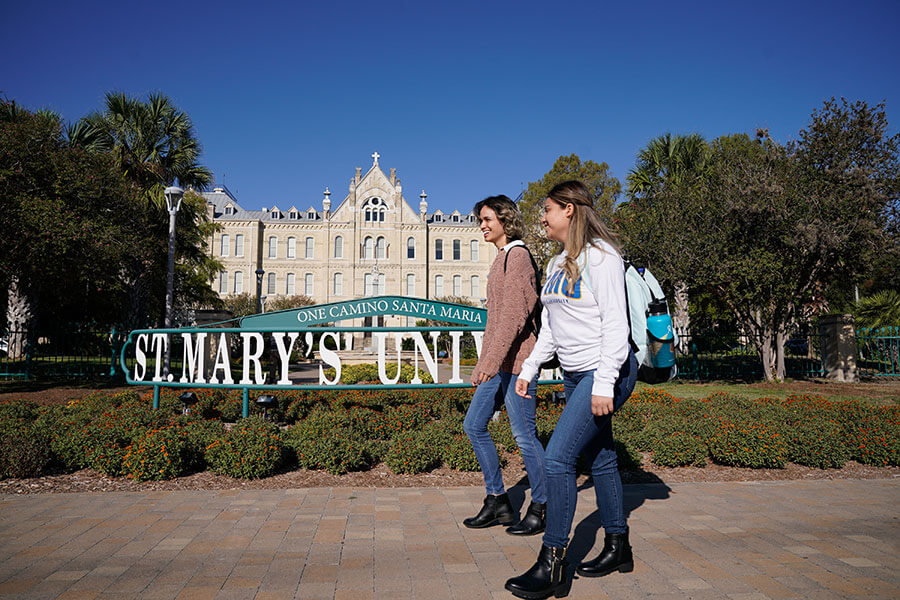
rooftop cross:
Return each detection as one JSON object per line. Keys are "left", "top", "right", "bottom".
{"left": 371, "top": 151, "right": 380, "bottom": 164}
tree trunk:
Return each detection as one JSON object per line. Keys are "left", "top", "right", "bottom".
{"left": 673, "top": 282, "right": 690, "bottom": 353}
{"left": 6, "top": 276, "right": 35, "bottom": 360}
{"left": 123, "top": 269, "right": 152, "bottom": 331}
{"left": 758, "top": 316, "right": 777, "bottom": 382}
{"left": 775, "top": 324, "right": 786, "bottom": 381}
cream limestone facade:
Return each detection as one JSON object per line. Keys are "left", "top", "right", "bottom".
{"left": 203, "top": 153, "right": 496, "bottom": 326}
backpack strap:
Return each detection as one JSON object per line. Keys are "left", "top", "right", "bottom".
{"left": 503, "top": 244, "right": 543, "bottom": 333}
{"left": 623, "top": 261, "right": 640, "bottom": 354}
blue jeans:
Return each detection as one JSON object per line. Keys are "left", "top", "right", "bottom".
{"left": 463, "top": 372, "right": 546, "bottom": 503}
{"left": 542, "top": 352, "right": 638, "bottom": 548}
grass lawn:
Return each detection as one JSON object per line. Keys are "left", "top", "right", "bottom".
{"left": 645, "top": 378, "right": 900, "bottom": 405}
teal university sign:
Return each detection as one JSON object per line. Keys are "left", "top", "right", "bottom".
{"left": 121, "top": 296, "right": 561, "bottom": 411}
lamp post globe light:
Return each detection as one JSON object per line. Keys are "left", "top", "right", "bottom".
{"left": 255, "top": 269, "right": 265, "bottom": 314}
{"left": 163, "top": 185, "right": 184, "bottom": 376}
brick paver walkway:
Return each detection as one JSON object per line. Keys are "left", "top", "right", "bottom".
{"left": 0, "top": 479, "right": 896, "bottom": 599}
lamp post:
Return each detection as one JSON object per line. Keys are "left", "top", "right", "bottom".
{"left": 255, "top": 268, "right": 265, "bottom": 314}
{"left": 163, "top": 185, "right": 184, "bottom": 376}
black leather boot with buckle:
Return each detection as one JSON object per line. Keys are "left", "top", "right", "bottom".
{"left": 505, "top": 501, "right": 546, "bottom": 536}
{"left": 504, "top": 544, "right": 568, "bottom": 599}
{"left": 462, "top": 493, "right": 516, "bottom": 529}
{"left": 576, "top": 530, "right": 634, "bottom": 577}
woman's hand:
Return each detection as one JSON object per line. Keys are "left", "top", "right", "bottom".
{"left": 515, "top": 378, "right": 532, "bottom": 399}
{"left": 591, "top": 395, "right": 614, "bottom": 416}
{"left": 471, "top": 370, "right": 490, "bottom": 386}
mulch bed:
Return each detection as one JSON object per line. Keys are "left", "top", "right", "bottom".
{"left": 1, "top": 452, "right": 896, "bottom": 496}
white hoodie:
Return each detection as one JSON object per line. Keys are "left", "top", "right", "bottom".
{"left": 517, "top": 239, "right": 631, "bottom": 397}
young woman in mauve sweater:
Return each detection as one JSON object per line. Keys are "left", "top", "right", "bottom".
{"left": 462, "top": 194, "right": 548, "bottom": 536}
{"left": 505, "top": 180, "right": 638, "bottom": 600}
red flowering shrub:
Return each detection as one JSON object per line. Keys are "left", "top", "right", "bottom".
{"left": 708, "top": 420, "right": 787, "bottom": 468}
{"left": 207, "top": 417, "right": 283, "bottom": 478}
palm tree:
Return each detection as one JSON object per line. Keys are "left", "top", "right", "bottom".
{"left": 626, "top": 133, "right": 709, "bottom": 200}
{"left": 72, "top": 92, "right": 216, "bottom": 328}
{"left": 623, "top": 133, "right": 710, "bottom": 344}
{"left": 75, "top": 92, "right": 211, "bottom": 199}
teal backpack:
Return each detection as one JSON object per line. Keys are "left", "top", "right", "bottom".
{"left": 575, "top": 252, "right": 678, "bottom": 384}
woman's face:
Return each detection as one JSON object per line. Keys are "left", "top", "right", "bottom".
{"left": 541, "top": 198, "right": 572, "bottom": 243}
{"left": 479, "top": 206, "right": 507, "bottom": 246}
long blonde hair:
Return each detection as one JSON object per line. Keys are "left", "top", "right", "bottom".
{"left": 547, "top": 180, "right": 621, "bottom": 293}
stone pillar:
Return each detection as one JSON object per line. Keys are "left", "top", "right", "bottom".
{"left": 819, "top": 314, "right": 858, "bottom": 382}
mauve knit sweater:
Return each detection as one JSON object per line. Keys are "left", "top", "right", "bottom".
{"left": 472, "top": 243, "right": 540, "bottom": 377}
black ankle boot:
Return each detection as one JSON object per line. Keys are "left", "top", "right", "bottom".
{"left": 463, "top": 493, "right": 516, "bottom": 529}
{"left": 506, "top": 501, "right": 546, "bottom": 536}
{"left": 576, "top": 531, "right": 633, "bottom": 577}
{"left": 505, "top": 544, "right": 567, "bottom": 599}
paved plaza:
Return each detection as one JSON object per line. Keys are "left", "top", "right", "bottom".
{"left": 0, "top": 479, "right": 896, "bottom": 599}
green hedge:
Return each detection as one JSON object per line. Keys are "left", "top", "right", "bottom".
{"left": 0, "top": 386, "right": 896, "bottom": 483}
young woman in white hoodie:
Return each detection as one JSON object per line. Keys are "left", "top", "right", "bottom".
{"left": 504, "top": 180, "right": 638, "bottom": 600}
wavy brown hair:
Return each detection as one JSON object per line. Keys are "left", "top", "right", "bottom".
{"left": 473, "top": 195, "right": 526, "bottom": 241}
{"left": 547, "top": 180, "right": 621, "bottom": 292}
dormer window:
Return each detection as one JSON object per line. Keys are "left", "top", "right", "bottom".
{"left": 224, "top": 205, "right": 235, "bottom": 216}
{"left": 289, "top": 211, "right": 298, "bottom": 220}
{"left": 452, "top": 214, "right": 459, "bottom": 222}
{"left": 271, "top": 210, "right": 280, "bottom": 219}
{"left": 308, "top": 210, "right": 316, "bottom": 219}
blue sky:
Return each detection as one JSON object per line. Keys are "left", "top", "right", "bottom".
{"left": 3, "top": 0, "right": 898, "bottom": 214}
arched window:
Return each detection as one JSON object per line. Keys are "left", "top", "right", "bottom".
{"left": 453, "top": 275, "right": 462, "bottom": 296}
{"left": 407, "top": 237, "right": 415, "bottom": 259}
{"left": 434, "top": 239, "right": 443, "bottom": 261}
{"left": 234, "top": 271, "right": 243, "bottom": 294}
{"left": 471, "top": 275, "right": 480, "bottom": 298}
{"left": 434, "top": 274, "right": 444, "bottom": 297}
{"left": 267, "top": 272, "right": 276, "bottom": 295}
{"left": 220, "top": 234, "right": 230, "bottom": 257}
{"left": 333, "top": 273, "right": 343, "bottom": 296}
{"left": 364, "top": 273, "right": 374, "bottom": 296}
{"left": 305, "top": 237, "right": 314, "bottom": 258}
{"left": 470, "top": 239, "right": 479, "bottom": 262}
{"left": 286, "top": 237, "right": 296, "bottom": 259}
{"left": 376, "top": 236, "right": 386, "bottom": 260}
{"left": 452, "top": 239, "right": 461, "bottom": 261}
{"left": 218, "top": 271, "right": 228, "bottom": 294}
{"left": 334, "top": 236, "right": 343, "bottom": 259}
{"left": 363, "top": 236, "right": 374, "bottom": 260}
{"left": 286, "top": 273, "right": 295, "bottom": 295}
{"left": 305, "top": 273, "right": 314, "bottom": 296}
{"left": 406, "top": 273, "right": 415, "bottom": 296}
{"left": 363, "top": 197, "right": 387, "bottom": 222}
{"left": 235, "top": 234, "right": 244, "bottom": 257}
{"left": 268, "top": 236, "right": 277, "bottom": 259}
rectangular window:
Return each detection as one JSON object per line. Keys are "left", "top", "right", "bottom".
{"left": 220, "top": 234, "right": 229, "bottom": 257}
{"left": 286, "top": 273, "right": 295, "bottom": 295}
{"left": 406, "top": 274, "right": 415, "bottom": 296}
{"left": 435, "top": 239, "right": 443, "bottom": 261}
{"left": 268, "top": 236, "right": 277, "bottom": 259}
{"left": 471, "top": 275, "right": 480, "bottom": 298}
{"left": 287, "top": 237, "right": 296, "bottom": 259}
{"left": 306, "top": 237, "right": 314, "bottom": 259}
{"left": 376, "top": 274, "right": 385, "bottom": 295}
{"left": 364, "top": 273, "right": 374, "bottom": 297}
{"left": 234, "top": 271, "right": 243, "bottom": 294}
{"left": 453, "top": 239, "right": 461, "bottom": 261}
{"left": 235, "top": 234, "right": 244, "bottom": 257}
{"left": 218, "top": 271, "right": 228, "bottom": 293}
{"left": 470, "top": 239, "right": 478, "bottom": 262}
{"left": 434, "top": 275, "right": 444, "bottom": 297}
{"left": 453, "top": 275, "right": 461, "bottom": 296}
{"left": 305, "top": 273, "right": 313, "bottom": 296}
{"left": 267, "top": 272, "right": 276, "bottom": 295}
{"left": 333, "top": 273, "right": 343, "bottom": 296}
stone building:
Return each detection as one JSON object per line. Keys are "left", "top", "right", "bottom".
{"left": 202, "top": 152, "right": 496, "bottom": 325}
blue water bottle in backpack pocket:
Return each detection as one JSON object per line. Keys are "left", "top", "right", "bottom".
{"left": 646, "top": 299, "right": 675, "bottom": 369}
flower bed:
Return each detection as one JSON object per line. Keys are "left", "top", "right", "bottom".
{"left": 0, "top": 386, "right": 896, "bottom": 483}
